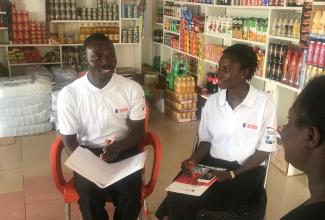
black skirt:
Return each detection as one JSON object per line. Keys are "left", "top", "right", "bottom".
{"left": 156, "top": 155, "right": 266, "bottom": 220}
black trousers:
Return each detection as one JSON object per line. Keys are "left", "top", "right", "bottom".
{"left": 156, "top": 155, "right": 266, "bottom": 220}
{"left": 74, "top": 146, "right": 142, "bottom": 220}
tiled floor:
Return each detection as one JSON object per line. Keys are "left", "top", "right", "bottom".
{"left": 0, "top": 108, "right": 310, "bottom": 220}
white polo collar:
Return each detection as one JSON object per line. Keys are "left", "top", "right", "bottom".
{"left": 83, "top": 72, "right": 117, "bottom": 94}
{"left": 218, "top": 85, "right": 257, "bottom": 108}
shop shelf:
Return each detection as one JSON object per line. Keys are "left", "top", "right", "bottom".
{"left": 156, "top": 22, "right": 163, "bottom": 26}
{"left": 121, "top": 18, "right": 139, "bottom": 21}
{"left": 9, "top": 44, "right": 60, "bottom": 47}
{"left": 203, "top": 59, "right": 217, "bottom": 65}
{"left": 164, "top": 29, "right": 180, "bottom": 35}
{"left": 10, "top": 62, "right": 61, "bottom": 66}
{"left": 50, "top": 20, "right": 120, "bottom": 23}
{"left": 231, "top": 38, "right": 266, "bottom": 47}
{"left": 268, "top": 35, "right": 300, "bottom": 44}
{"left": 0, "top": 12, "right": 6, "bottom": 15}
{"left": 204, "top": 32, "right": 228, "bottom": 39}
{"left": 253, "top": 75, "right": 266, "bottom": 81}
{"left": 0, "top": 27, "right": 8, "bottom": 30}
{"left": 164, "top": 15, "right": 180, "bottom": 20}
{"left": 313, "top": 1, "right": 325, "bottom": 6}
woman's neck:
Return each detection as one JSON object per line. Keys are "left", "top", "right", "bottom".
{"left": 226, "top": 83, "right": 250, "bottom": 109}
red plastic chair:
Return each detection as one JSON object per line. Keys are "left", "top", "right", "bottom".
{"left": 50, "top": 131, "right": 162, "bottom": 220}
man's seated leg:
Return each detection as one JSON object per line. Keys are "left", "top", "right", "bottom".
{"left": 108, "top": 170, "right": 142, "bottom": 220}
{"left": 74, "top": 172, "right": 109, "bottom": 220}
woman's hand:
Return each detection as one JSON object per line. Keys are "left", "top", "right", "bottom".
{"left": 181, "top": 158, "right": 195, "bottom": 176}
{"left": 211, "top": 170, "right": 232, "bottom": 182}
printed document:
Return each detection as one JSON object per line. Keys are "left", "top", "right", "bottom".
{"left": 65, "top": 147, "right": 147, "bottom": 188}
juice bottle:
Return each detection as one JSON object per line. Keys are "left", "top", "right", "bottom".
{"left": 311, "top": 10, "right": 322, "bottom": 35}
{"left": 293, "top": 53, "right": 303, "bottom": 88}
{"left": 292, "top": 17, "right": 300, "bottom": 38}
{"left": 320, "top": 11, "right": 325, "bottom": 36}
{"left": 277, "top": 14, "right": 284, "bottom": 36}
{"left": 288, "top": 15, "right": 294, "bottom": 37}
{"left": 271, "top": 17, "right": 279, "bottom": 35}
{"left": 282, "top": 16, "right": 288, "bottom": 37}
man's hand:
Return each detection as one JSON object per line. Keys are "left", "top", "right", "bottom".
{"left": 210, "top": 170, "right": 232, "bottom": 182}
{"left": 100, "top": 139, "right": 120, "bottom": 163}
{"left": 181, "top": 158, "right": 195, "bottom": 176}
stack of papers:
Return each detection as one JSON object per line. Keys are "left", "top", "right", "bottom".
{"left": 65, "top": 147, "right": 147, "bottom": 188}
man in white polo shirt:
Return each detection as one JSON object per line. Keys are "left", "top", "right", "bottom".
{"left": 57, "top": 33, "right": 145, "bottom": 220}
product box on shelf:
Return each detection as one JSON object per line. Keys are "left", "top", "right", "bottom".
{"left": 165, "top": 89, "right": 198, "bottom": 102}
{"left": 165, "top": 98, "right": 198, "bottom": 111}
{"left": 165, "top": 106, "right": 197, "bottom": 123}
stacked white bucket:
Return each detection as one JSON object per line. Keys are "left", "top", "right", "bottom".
{"left": 0, "top": 66, "right": 53, "bottom": 137}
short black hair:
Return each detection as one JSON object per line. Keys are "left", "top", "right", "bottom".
{"left": 295, "top": 75, "right": 325, "bottom": 144}
{"left": 84, "top": 33, "right": 113, "bottom": 48}
{"left": 222, "top": 44, "right": 258, "bottom": 81}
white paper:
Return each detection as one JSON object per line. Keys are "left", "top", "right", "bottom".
{"left": 64, "top": 147, "right": 147, "bottom": 188}
{"left": 166, "top": 181, "right": 209, "bottom": 197}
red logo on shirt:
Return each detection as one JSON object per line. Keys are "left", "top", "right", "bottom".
{"left": 115, "top": 107, "right": 129, "bottom": 114}
{"left": 243, "top": 123, "right": 258, "bottom": 130}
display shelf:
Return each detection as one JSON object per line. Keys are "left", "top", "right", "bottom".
{"left": 204, "top": 32, "right": 227, "bottom": 39}
{"left": 0, "top": 12, "right": 6, "bottom": 15}
{"left": 9, "top": 62, "right": 61, "bottom": 66}
{"left": 0, "top": 27, "right": 8, "bottom": 30}
{"left": 121, "top": 18, "right": 139, "bottom": 21}
{"left": 313, "top": 1, "right": 325, "bottom": 6}
{"left": 268, "top": 35, "right": 300, "bottom": 44}
{"left": 309, "top": 33, "right": 325, "bottom": 41}
{"left": 156, "top": 22, "right": 163, "bottom": 25}
{"left": 164, "top": 15, "right": 180, "bottom": 20}
{"left": 231, "top": 38, "right": 266, "bottom": 47}
{"left": 153, "top": 41, "right": 163, "bottom": 46}
{"left": 228, "top": 5, "right": 270, "bottom": 10}
{"left": 166, "top": 0, "right": 214, "bottom": 6}
{"left": 265, "top": 78, "right": 300, "bottom": 93}
{"left": 164, "top": 29, "right": 180, "bottom": 35}
{"left": 253, "top": 75, "right": 266, "bottom": 81}
{"left": 9, "top": 44, "right": 60, "bottom": 47}
{"left": 50, "top": 20, "right": 120, "bottom": 23}
{"left": 162, "top": 43, "right": 199, "bottom": 59}
{"left": 269, "top": 6, "right": 303, "bottom": 11}
{"left": 203, "top": 59, "right": 217, "bottom": 65}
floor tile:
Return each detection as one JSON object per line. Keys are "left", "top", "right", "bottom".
{"left": 22, "top": 155, "right": 51, "bottom": 178}
{"left": 0, "top": 139, "right": 22, "bottom": 171}
{"left": 23, "top": 175, "right": 62, "bottom": 204}
{"left": 21, "top": 133, "right": 56, "bottom": 158}
{"left": 0, "top": 191, "right": 25, "bottom": 220}
{"left": 25, "top": 198, "right": 65, "bottom": 220}
{"left": 0, "top": 169, "right": 23, "bottom": 194}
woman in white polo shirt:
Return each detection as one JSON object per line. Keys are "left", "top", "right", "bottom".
{"left": 156, "top": 44, "right": 277, "bottom": 220}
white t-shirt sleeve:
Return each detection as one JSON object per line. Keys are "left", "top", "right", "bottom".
{"left": 128, "top": 84, "right": 146, "bottom": 121}
{"left": 256, "top": 96, "right": 277, "bottom": 152}
{"left": 199, "top": 101, "right": 213, "bottom": 143}
{"left": 57, "top": 88, "right": 79, "bottom": 135}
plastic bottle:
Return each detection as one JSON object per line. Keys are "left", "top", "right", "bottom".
{"left": 292, "top": 17, "right": 300, "bottom": 39}
{"left": 272, "top": 17, "right": 279, "bottom": 35}
{"left": 320, "top": 11, "right": 325, "bottom": 36}
{"left": 277, "top": 14, "right": 284, "bottom": 36}
{"left": 289, "top": 50, "right": 300, "bottom": 85}
{"left": 282, "top": 16, "right": 289, "bottom": 37}
{"left": 311, "top": 10, "right": 322, "bottom": 35}
{"left": 282, "top": 48, "right": 293, "bottom": 83}
{"left": 288, "top": 15, "right": 294, "bottom": 37}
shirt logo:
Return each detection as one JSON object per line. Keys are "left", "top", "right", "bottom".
{"left": 265, "top": 127, "right": 276, "bottom": 144}
{"left": 115, "top": 107, "right": 129, "bottom": 114}
{"left": 242, "top": 123, "right": 258, "bottom": 130}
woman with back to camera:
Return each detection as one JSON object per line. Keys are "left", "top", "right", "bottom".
{"left": 281, "top": 75, "right": 325, "bottom": 220}
{"left": 156, "top": 44, "right": 278, "bottom": 220}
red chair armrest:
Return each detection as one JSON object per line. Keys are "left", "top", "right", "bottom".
{"left": 50, "top": 135, "right": 68, "bottom": 195}
{"left": 139, "top": 132, "right": 162, "bottom": 200}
